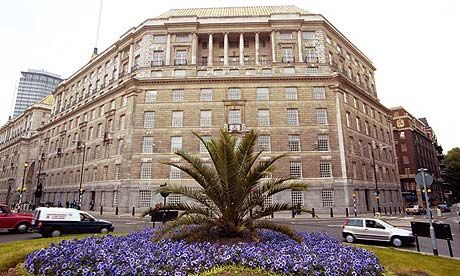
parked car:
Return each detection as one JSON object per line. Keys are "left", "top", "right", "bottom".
{"left": 405, "top": 204, "right": 426, "bottom": 215}
{"left": 342, "top": 218, "right": 415, "bottom": 247}
{"left": 0, "top": 204, "right": 33, "bottom": 233}
{"left": 32, "top": 207, "right": 114, "bottom": 237}
{"left": 437, "top": 204, "right": 451, "bottom": 213}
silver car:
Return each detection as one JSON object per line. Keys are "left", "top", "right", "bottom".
{"left": 342, "top": 218, "right": 415, "bottom": 247}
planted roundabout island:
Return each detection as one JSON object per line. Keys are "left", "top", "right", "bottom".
{"left": 24, "top": 130, "right": 383, "bottom": 275}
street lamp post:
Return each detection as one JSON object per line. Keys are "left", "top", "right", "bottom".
{"left": 76, "top": 141, "right": 86, "bottom": 210}
{"left": 18, "top": 162, "right": 29, "bottom": 211}
{"left": 34, "top": 153, "right": 46, "bottom": 209}
{"left": 159, "top": 183, "right": 169, "bottom": 224}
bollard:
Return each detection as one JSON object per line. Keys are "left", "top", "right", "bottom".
{"left": 390, "top": 206, "right": 392, "bottom": 215}
{"left": 373, "top": 207, "right": 376, "bottom": 216}
{"left": 345, "top": 207, "right": 349, "bottom": 217}
{"left": 330, "top": 208, "right": 333, "bottom": 218}
{"left": 132, "top": 206, "right": 135, "bottom": 216}
{"left": 271, "top": 212, "right": 274, "bottom": 218}
{"left": 115, "top": 206, "right": 119, "bottom": 215}
{"left": 354, "top": 207, "right": 357, "bottom": 217}
{"left": 384, "top": 207, "right": 387, "bottom": 216}
{"left": 399, "top": 206, "right": 402, "bottom": 214}
{"left": 100, "top": 206, "right": 103, "bottom": 215}
{"left": 394, "top": 206, "right": 397, "bottom": 214}
{"left": 292, "top": 209, "right": 295, "bottom": 218}
{"left": 311, "top": 208, "right": 315, "bottom": 218}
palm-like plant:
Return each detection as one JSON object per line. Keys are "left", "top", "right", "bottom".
{"left": 151, "top": 129, "right": 308, "bottom": 243}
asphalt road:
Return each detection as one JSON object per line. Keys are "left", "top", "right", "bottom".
{"left": 1, "top": 211, "right": 459, "bottom": 257}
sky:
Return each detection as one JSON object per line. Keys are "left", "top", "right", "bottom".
{"left": 0, "top": 0, "right": 459, "bottom": 151}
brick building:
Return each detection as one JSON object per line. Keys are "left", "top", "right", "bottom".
{"left": 391, "top": 107, "right": 443, "bottom": 207}
{"left": 1, "top": 6, "right": 401, "bottom": 213}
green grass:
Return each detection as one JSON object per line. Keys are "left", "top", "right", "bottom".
{"left": 354, "top": 244, "right": 460, "bottom": 276}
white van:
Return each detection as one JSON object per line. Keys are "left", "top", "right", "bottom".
{"left": 32, "top": 207, "right": 114, "bottom": 237}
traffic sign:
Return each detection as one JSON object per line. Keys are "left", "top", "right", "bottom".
{"left": 415, "top": 172, "right": 433, "bottom": 187}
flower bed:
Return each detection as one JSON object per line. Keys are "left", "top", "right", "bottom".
{"left": 24, "top": 228, "right": 383, "bottom": 275}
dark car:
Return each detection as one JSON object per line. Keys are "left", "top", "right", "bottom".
{"left": 437, "top": 204, "right": 451, "bottom": 213}
{"left": 32, "top": 207, "right": 114, "bottom": 237}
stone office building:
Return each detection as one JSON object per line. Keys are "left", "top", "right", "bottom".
{"left": 6, "top": 6, "right": 401, "bottom": 213}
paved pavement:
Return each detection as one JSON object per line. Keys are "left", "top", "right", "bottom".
{"left": 1, "top": 209, "right": 459, "bottom": 257}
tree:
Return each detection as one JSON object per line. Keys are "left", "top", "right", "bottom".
{"left": 150, "top": 129, "right": 308, "bottom": 243}
{"left": 445, "top": 147, "right": 460, "bottom": 179}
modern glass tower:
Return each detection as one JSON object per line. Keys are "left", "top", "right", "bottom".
{"left": 12, "top": 69, "right": 62, "bottom": 118}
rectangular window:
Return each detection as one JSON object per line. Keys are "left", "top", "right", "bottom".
{"left": 316, "top": 108, "right": 328, "bottom": 125}
{"left": 258, "top": 135, "right": 271, "bottom": 152}
{"left": 320, "top": 161, "right": 332, "bottom": 178}
{"left": 115, "top": 164, "right": 121, "bottom": 180}
{"left": 152, "top": 51, "right": 164, "bottom": 66}
{"left": 171, "top": 136, "right": 183, "bottom": 152}
{"left": 303, "top": 31, "right": 316, "bottom": 40}
{"left": 171, "top": 111, "right": 183, "bottom": 127}
{"left": 168, "top": 194, "right": 181, "bottom": 205}
{"left": 305, "top": 47, "right": 318, "bottom": 62}
{"left": 142, "top": 137, "right": 154, "bottom": 153}
{"left": 117, "top": 139, "right": 123, "bottom": 155}
{"left": 200, "top": 110, "right": 212, "bottom": 127}
{"left": 401, "top": 143, "right": 407, "bottom": 152}
{"left": 176, "top": 34, "right": 189, "bottom": 42}
{"left": 280, "top": 32, "right": 293, "bottom": 40}
{"left": 170, "top": 165, "right": 182, "bottom": 179}
{"left": 139, "top": 190, "right": 151, "bottom": 207}
{"left": 144, "top": 112, "right": 155, "bottom": 128}
{"left": 291, "top": 190, "right": 304, "bottom": 206}
{"left": 172, "top": 89, "right": 184, "bottom": 102}
{"left": 256, "top": 88, "right": 269, "bottom": 101}
{"left": 200, "top": 89, "right": 212, "bottom": 101}
{"left": 287, "top": 109, "right": 299, "bottom": 126}
{"left": 153, "top": 35, "right": 166, "bottom": 44}
{"left": 228, "top": 109, "right": 241, "bottom": 124}
{"left": 285, "top": 87, "right": 298, "bottom": 100}
{"left": 281, "top": 47, "right": 294, "bottom": 63}
{"left": 140, "top": 163, "right": 152, "bottom": 179}
{"left": 145, "top": 90, "right": 157, "bottom": 103}
{"left": 313, "top": 87, "right": 326, "bottom": 100}
{"left": 290, "top": 161, "right": 302, "bottom": 178}
{"left": 228, "top": 88, "right": 241, "bottom": 100}
{"left": 122, "top": 95, "right": 127, "bottom": 107}
{"left": 99, "top": 105, "right": 104, "bottom": 117}
{"left": 346, "top": 112, "right": 351, "bottom": 127}
{"left": 321, "top": 189, "right": 334, "bottom": 207}
{"left": 119, "top": 115, "right": 126, "bottom": 130}
{"left": 175, "top": 50, "right": 187, "bottom": 65}
{"left": 257, "top": 109, "right": 270, "bottom": 126}
{"left": 355, "top": 117, "right": 361, "bottom": 132}
{"left": 103, "top": 166, "right": 109, "bottom": 181}
{"left": 200, "top": 136, "right": 211, "bottom": 154}
{"left": 288, "top": 135, "right": 301, "bottom": 152}
{"left": 317, "top": 134, "right": 330, "bottom": 151}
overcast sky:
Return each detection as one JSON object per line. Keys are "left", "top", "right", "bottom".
{"left": 1, "top": 0, "right": 459, "bottom": 151}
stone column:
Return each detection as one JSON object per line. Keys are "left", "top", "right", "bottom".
{"left": 191, "top": 32, "right": 197, "bottom": 65}
{"left": 127, "top": 44, "right": 134, "bottom": 73}
{"left": 255, "top": 32, "right": 260, "bottom": 65}
{"left": 165, "top": 33, "right": 171, "bottom": 66}
{"left": 297, "top": 30, "right": 303, "bottom": 63}
{"left": 208, "top": 33, "right": 213, "bottom": 66}
{"left": 224, "top": 32, "right": 229, "bottom": 66}
{"left": 270, "top": 30, "right": 276, "bottom": 63}
{"left": 239, "top": 33, "right": 244, "bottom": 65}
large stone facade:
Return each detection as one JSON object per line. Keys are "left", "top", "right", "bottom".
{"left": 1, "top": 6, "right": 402, "bottom": 213}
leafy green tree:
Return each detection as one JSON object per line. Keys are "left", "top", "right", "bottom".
{"left": 148, "top": 129, "right": 308, "bottom": 243}
{"left": 445, "top": 147, "right": 460, "bottom": 179}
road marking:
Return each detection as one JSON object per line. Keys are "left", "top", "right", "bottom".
{"left": 327, "top": 224, "right": 343, "bottom": 228}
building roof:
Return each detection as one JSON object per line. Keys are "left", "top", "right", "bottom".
{"left": 157, "top": 6, "right": 310, "bottom": 18}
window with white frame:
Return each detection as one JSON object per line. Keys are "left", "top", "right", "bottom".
{"left": 228, "top": 109, "right": 241, "bottom": 124}
{"left": 200, "top": 89, "right": 212, "bottom": 101}
{"left": 170, "top": 136, "right": 182, "bottom": 152}
{"left": 321, "top": 189, "right": 334, "bottom": 207}
{"left": 119, "top": 115, "right": 126, "bottom": 130}
{"left": 144, "top": 112, "right": 155, "bottom": 128}
{"left": 313, "top": 87, "right": 326, "bottom": 100}
{"left": 228, "top": 88, "right": 241, "bottom": 100}
{"left": 291, "top": 190, "right": 304, "bottom": 206}
{"left": 287, "top": 109, "right": 299, "bottom": 126}
{"left": 320, "top": 161, "right": 332, "bottom": 178}
{"left": 115, "top": 164, "right": 121, "bottom": 180}
{"left": 303, "top": 31, "right": 316, "bottom": 40}
{"left": 175, "top": 34, "right": 189, "bottom": 42}
{"left": 257, "top": 109, "right": 270, "bottom": 126}
{"left": 355, "top": 117, "right": 361, "bottom": 132}
{"left": 317, "top": 134, "right": 330, "bottom": 151}
{"left": 172, "top": 89, "right": 184, "bottom": 102}
{"left": 117, "top": 139, "right": 123, "bottom": 155}
{"left": 171, "top": 111, "right": 183, "bottom": 127}
{"left": 256, "top": 88, "right": 269, "bottom": 101}
{"left": 153, "top": 35, "right": 166, "bottom": 44}
{"left": 288, "top": 135, "right": 301, "bottom": 152}
{"left": 112, "top": 190, "right": 119, "bottom": 207}
{"left": 280, "top": 32, "right": 293, "bottom": 40}
{"left": 346, "top": 112, "right": 351, "bottom": 127}
{"left": 364, "top": 121, "right": 370, "bottom": 135}
{"left": 353, "top": 97, "right": 358, "bottom": 108}
{"left": 258, "top": 135, "right": 271, "bottom": 152}
{"left": 285, "top": 87, "right": 298, "bottom": 100}
{"left": 200, "top": 110, "right": 212, "bottom": 127}
{"left": 263, "top": 195, "right": 273, "bottom": 208}
{"left": 122, "top": 95, "right": 127, "bottom": 107}
{"left": 140, "top": 162, "right": 152, "bottom": 179}
{"left": 103, "top": 166, "right": 109, "bottom": 181}
{"left": 200, "top": 136, "right": 211, "bottom": 153}
{"left": 145, "top": 90, "right": 157, "bottom": 103}
{"left": 305, "top": 47, "right": 318, "bottom": 62}
{"left": 142, "top": 137, "right": 154, "bottom": 153}
{"left": 170, "top": 165, "right": 181, "bottom": 179}
{"left": 92, "top": 167, "right": 98, "bottom": 182}
{"left": 168, "top": 194, "right": 181, "bottom": 205}
{"left": 139, "top": 190, "right": 151, "bottom": 207}
{"left": 316, "top": 108, "right": 328, "bottom": 125}
{"left": 290, "top": 161, "right": 302, "bottom": 178}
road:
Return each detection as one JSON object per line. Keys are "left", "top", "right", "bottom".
{"left": 1, "top": 211, "right": 459, "bottom": 257}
